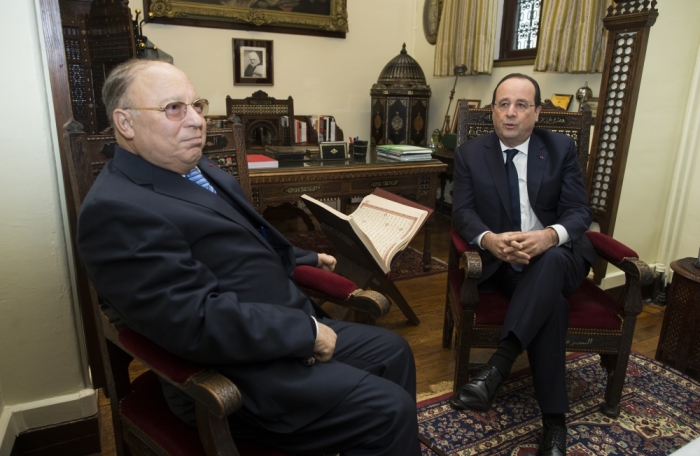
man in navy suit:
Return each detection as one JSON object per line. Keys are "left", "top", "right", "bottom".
{"left": 450, "top": 73, "right": 597, "bottom": 456}
{"left": 77, "top": 59, "right": 420, "bottom": 456}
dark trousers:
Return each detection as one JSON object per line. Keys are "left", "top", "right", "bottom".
{"left": 486, "top": 246, "right": 589, "bottom": 414}
{"left": 229, "top": 318, "right": 420, "bottom": 456}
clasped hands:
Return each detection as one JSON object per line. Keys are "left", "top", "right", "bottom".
{"left": 482, "top": 228, "right": 558, "bottom": 265}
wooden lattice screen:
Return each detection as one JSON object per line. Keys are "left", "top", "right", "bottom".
{"left": 586, "top": 0, "right": 658, "bottom": 282}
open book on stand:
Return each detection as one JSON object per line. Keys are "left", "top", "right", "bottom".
{"left": 301, "top": 188, "right": 432, "bottom": 274}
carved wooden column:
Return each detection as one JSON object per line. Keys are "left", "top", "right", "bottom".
{"left": 586, "top": 0, "right": 658, "bottom": 282}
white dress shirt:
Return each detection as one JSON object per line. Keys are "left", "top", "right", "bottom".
{"left": 473, "top": 138, "right": 570, "bottom": 248}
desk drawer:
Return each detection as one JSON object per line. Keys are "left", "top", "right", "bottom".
{"left": 348, "top": 174, "right": 420, "bottom": 192}
{"left": 259, "top": 180, "right": 343, "bottom": 198}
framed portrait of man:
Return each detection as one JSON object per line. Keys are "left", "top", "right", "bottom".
{"left": 233, "top": 39, "right": 273, "bottom": 86}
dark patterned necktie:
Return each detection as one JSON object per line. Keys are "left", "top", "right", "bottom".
{"left": 185, "top": 167, "right": 217, "bottom": 193}
{"left": 504, "top": 149, "right": 521, "bottom": 232}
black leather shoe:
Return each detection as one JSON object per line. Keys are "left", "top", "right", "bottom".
{"left": 536, "top": 419, "right": 567, "bottom": 456}
{"left": 449, "top": 365, "right": 503, "bottom": 411}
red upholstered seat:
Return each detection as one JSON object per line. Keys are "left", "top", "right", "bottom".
{"left": 122, "top": 371, "right": 290, "bottom": 456}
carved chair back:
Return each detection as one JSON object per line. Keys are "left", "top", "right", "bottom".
{"left": 226, "top": 90, "right": 295, "bottom": 150}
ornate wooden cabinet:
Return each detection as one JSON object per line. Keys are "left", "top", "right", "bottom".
{"left": 370, "top": 44, "right": 431, "bottom": 147}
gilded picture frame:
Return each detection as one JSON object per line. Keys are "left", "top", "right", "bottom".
{"left": 145, "top": 0, "right": 348, "bottom": 38}
{"left": 550, "top": 94, "right": 574, "bottom": 111}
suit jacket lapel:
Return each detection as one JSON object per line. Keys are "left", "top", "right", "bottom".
{"left": 484, "top": 134, "right": 515, "bottom": 227}
{"left": 527, "top": 133, "right": 547, "bottom": 209}
{"left": 196, "top": 157, "right": 278, "bottom": 247}
{"left": 112, "top": 148, "right": 272, "bottom": 250}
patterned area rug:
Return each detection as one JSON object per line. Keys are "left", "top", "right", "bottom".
{"left": 418, "top": 353, "right": 700, "bottom": 455}
{"left": 284, "top": 230, "right": 447, "bottom": 281}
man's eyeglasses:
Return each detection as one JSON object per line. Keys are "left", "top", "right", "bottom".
{"left": 493, "top": 101, "right": 536, "bottom": 113}
{"left": 123, "top": 98, "right": 209, "bottom": 120}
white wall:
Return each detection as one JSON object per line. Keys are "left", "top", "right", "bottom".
{"left": 616, "top": 0, "right": 700, "bottom": 269}
{"left": 0, "top": 1, "right": 95, "bottom": 452}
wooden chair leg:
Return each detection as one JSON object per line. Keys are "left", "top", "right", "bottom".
{"left": 601, "top": 352, "right": 626, "bottom": 418}
{"left": 452, "top": 315, "right": 472, "bottom": 393}
{"left": 442, "top": 296, "right": 454, "bottom": 349}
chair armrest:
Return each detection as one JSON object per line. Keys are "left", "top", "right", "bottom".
{"left": 449, "top": 226, "right": 482, "bottom": 279}
{"left": 113, "top": 323, "right": 242, "bottom": 420}
{"left": 294, "top": 265, "right": 391, "bottom": 320}
{"left": 585, "top": 232, "right": 653, "bottom": 286}
{"left": 294, "top": 265, "right": 357, "bottom": 300}
{"left": 584, "top": 232, "right": 653, "bottom": 319}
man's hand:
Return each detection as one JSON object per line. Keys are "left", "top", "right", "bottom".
{"left": 508, "top": 228, "right": 558, "bottom": 262}
{"left": 313, "top": 322, "right": 337, "bottom": 362}
{"left": 482, "top": 231, "right": 530, "bottom": 264}
{"left": 483, "top": 228, "right": 558, "bottom": 265}
{"left": 317, "top": 253, "right": 337, "bottom": 272}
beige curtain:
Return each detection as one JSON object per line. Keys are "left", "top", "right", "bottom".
{"left": 434, "top": 0, "right": 498, "bottom": 76}
{"left": 534, "top": 0, "right": 612, "bottom": 73}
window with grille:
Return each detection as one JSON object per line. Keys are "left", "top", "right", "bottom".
{"left": 499, "top": 0, "right": 541, "bottom": 61}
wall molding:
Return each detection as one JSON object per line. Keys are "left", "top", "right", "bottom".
{"left": 0, "top": 389, "right": 97, "bottom": 456}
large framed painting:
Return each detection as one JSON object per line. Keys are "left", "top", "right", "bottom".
{"left": 145, "top": 0, "right": 348, "bottom": 38}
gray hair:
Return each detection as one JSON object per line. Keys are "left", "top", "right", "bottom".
{"left": 102, "top": 59, "right": 170, "bottom": 127}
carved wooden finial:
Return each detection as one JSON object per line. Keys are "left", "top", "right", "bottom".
{"left": 63, "top": 118, "right": 85, "bottom": 133}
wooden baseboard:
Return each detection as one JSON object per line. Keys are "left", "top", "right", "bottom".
{"left": 10, "top": 415, "right": 99, "bottom": 456}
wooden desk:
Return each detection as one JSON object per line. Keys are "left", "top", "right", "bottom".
{"left": 249, "top": 154, "right": 447, "bottom": 325}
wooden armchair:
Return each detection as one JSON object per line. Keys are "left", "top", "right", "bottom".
{"left": 442, "top": 100, "right": 653, "bottom": 418}
{"left": 63, "top": 117, "right": 391, "bottom": 455}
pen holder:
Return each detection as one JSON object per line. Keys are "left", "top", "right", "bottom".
{"left": 353, "top": 140, "right": 368, "bottom": 162}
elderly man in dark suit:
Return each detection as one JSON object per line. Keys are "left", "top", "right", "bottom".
{"left": 450, "top": 73, "right": 597, "bottom": 456}
{"left": 77, "top": 59, "right": 419, "bottom": 456}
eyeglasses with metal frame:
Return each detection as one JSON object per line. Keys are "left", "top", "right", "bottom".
{"left": 493, "top": 101, "right": 536, "bottom": 113}
{"left": 122, "top": 98, "right": 209, "bottom": 120}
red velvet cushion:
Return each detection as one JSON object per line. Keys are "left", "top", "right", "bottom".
{"left": 293, "top": 265, "right": 358, "bottom": 300}
{"left": 119, "top": 327, "right": 205, "bottom": 385}
{"left": 121, "top": 370, "right": 290, "bottom": 456}
{"left": 585, "top": 231, "right": 638, "bottom": 262}
{"left": 449, "top": 269, "right": 622, "bottom": 331}
{"left": 450, "top": 226, "right": 472, "bottom": 256}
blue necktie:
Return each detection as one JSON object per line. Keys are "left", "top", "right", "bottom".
{"left": 185, "top": 167, "right": 217, "bottom": 193}
{"left": 504, "top": 149, "right": 521, "bottom": 232}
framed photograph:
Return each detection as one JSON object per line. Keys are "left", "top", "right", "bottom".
{"left": 581, "top": 97, "right": 599, "bottom": 119}
{"left": 550, "top": 94, "right": 574, "bottom": 111}
{"left": 145, "top": 0, "right": 348, "bottom": 39}
{"left": 233, "top": 39, "right": 273, "bottom": 86}
{"left": 319, "top": 141, "right": 349, "bottom": 160}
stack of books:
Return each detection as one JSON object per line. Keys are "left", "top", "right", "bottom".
{"left": 247, "top": 154, "right": 278, "bottom": 169}
{"left": 376, "top": 145, "right": 433, "bottom": 162}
